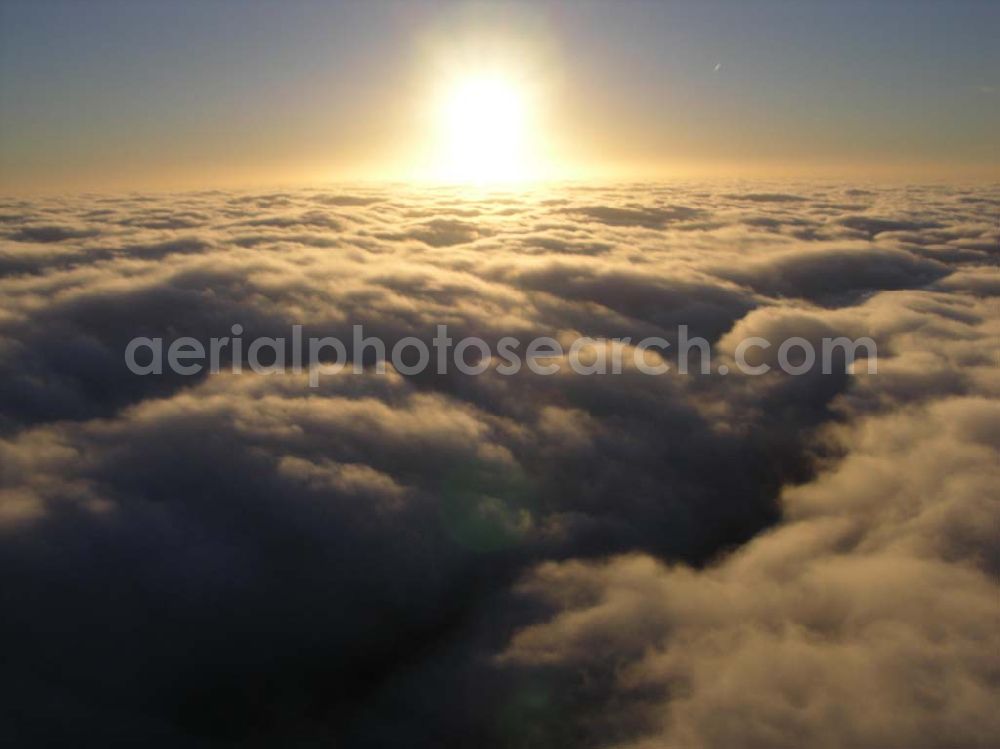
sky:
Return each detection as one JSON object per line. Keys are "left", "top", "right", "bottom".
{"left": 1, "top": 0, "right": 998, "bottom": 192}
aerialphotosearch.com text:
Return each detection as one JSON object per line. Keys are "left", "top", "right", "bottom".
{"left": 125, "top": 324, "right": 878, "bottom": 386}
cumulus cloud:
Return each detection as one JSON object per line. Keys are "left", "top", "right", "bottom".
{"left": 0, "top": 181, "right": 997, "bottom": 746}
{"left": 502, "top": 396, "right": 1000, "bottom": 749}
{"left": 712, "top": 246, "right": 950, "bottom": 305}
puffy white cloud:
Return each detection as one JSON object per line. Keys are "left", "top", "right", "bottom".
{"left": 0, "top": 181, "right": 996, "bottom": 746}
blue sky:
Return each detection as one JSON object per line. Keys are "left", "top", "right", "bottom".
{"left": 1, "top": 0, "right": 997, "bottom": 190}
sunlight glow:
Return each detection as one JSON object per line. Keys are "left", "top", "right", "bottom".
{"left": 431, "top": 73, "right": 537, "bottom": 184}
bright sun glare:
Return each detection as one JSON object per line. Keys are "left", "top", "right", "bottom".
{"left": 433, "top": 74, "right": 535, "bottom": 184}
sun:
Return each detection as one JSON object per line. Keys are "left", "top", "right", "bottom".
{"left": 431, "top": 73, "right": 536, "bottom": 184}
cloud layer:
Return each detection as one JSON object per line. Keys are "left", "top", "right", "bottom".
{"left": 1, "top": 181, "right": 997, "bottom": 746}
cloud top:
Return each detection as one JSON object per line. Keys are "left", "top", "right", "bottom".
{"left": 0, "top": 181, "right": 997, "bottom": 746}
